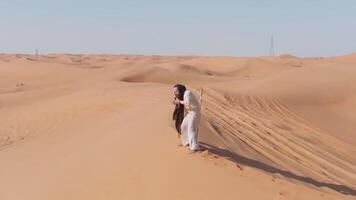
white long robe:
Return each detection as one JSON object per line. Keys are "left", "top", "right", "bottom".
{"left": 180, "top": 90, "right": 201, "bottom": 151}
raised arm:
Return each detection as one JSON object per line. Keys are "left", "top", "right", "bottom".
{"left": 180, "top": 90, "right": 191, "bottom": 110}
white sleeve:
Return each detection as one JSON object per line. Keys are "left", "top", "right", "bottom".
{"left": 183, "top": 91, "right": 191, "bottom": 110}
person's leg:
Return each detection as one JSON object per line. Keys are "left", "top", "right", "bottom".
{"left": 194, "top": 113, "right": 201, "bottom": 148}
{"left": 188, "top": 114, "right": 200, "bottom": 151}
{"left": 180, "top": 116, "right": 189, "bottom": 146}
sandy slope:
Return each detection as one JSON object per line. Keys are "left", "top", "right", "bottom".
{"left": 0, "top": 54, "right": 355, "bottom": 200}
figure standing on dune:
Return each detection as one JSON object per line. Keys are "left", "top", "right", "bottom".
{"left": 172, "top": 84, "right": 202, "bottom": 153}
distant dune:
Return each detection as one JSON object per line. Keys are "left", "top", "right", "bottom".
{"left": 0, "top": 53, "right": 355, "bottom": 200}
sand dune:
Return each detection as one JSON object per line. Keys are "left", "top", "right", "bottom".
{"left": 0, "top": 54, "right": 355, "bottom": 199}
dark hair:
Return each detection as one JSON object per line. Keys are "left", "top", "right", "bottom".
{"left": 173, "top": 84, "right": 186, "bottom": 100}
{"left": 172, "top": 84, "right": 186, "bottom": 134}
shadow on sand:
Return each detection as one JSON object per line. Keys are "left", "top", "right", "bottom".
{"left": 199, "top": 142, "right": 356, "bottom": 196}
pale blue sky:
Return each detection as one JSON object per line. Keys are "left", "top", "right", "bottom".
{"left": 1, "top": 0, "right": 355, "bottom": 56}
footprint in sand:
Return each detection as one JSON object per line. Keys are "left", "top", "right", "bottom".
{"left": 235, "top": 163, "right": 244, "bottom": 171}
{"left": 16, "top": 83, "right": 24, "bottom": 87}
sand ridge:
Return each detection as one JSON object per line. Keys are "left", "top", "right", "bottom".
{"left": 0, "top": 53, "right": 355, "bottom": 199}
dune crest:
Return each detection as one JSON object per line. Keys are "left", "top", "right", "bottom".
{"left": 0, "top": 54, "right": 355, "bottom": 199}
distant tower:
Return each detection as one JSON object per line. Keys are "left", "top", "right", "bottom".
{"left": 269, "top": 35, "right": 275, "bottom": 57}
{"left": 35, "top": 49, "right": 39, "bottom": 58}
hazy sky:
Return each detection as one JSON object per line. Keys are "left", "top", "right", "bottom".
{"left": 1, "top": 0, "right": 355, "bottom": 56}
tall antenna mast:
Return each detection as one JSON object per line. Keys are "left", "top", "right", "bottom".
{"left": 35, "top": 49, "right": 39, "bottom": 59}
{"left": 269, "top": 35, "right": 275, "bottom": 56}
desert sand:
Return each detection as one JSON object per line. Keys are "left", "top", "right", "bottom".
{"left": 0, "top": 53, "right": 355, "bottom": 200}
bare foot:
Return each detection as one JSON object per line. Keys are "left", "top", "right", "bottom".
{"left": 178, "top": 143, "right": 189, "bottom": 147}
{"left": 189, "top": 149, "right": 199, "bottom": 153}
